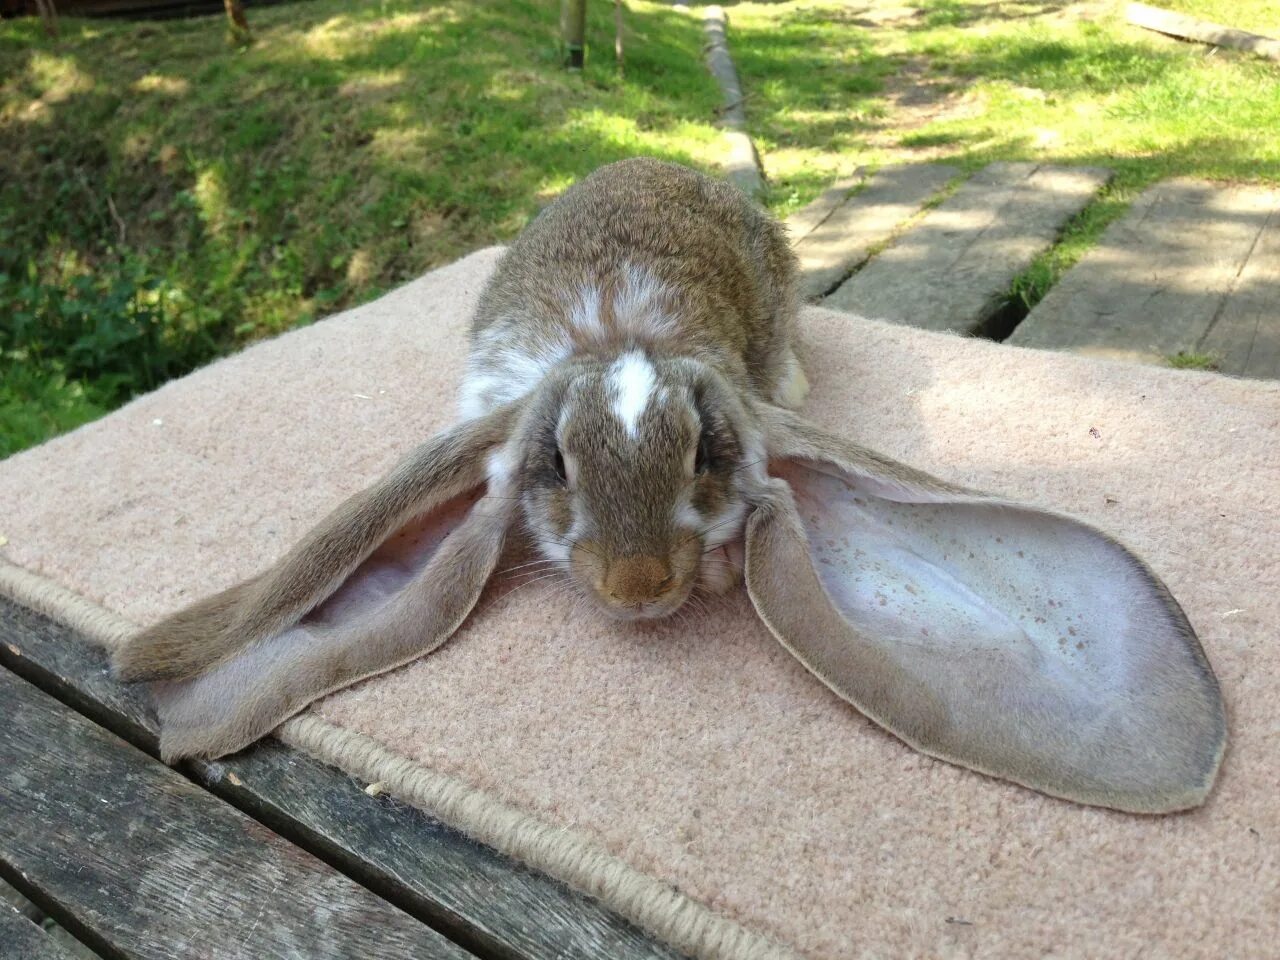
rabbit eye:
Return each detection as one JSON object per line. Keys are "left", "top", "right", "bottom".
{"left": 694, "top": 431, "right": 713, "bottom": 475}
{"left": 553, "top": 448, "right": 568, "bottom": 484}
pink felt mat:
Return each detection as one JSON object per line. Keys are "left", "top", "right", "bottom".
{"left": 2, "top": 247, "right": 1277, "bottom": 959}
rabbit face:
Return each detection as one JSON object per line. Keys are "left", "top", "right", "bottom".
{"left": 514, "top": 350, "right": 766, "bottom": 620}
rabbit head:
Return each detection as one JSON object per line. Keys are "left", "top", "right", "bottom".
{"left": 509, "top": 350, "right": 765, "bottom": 620}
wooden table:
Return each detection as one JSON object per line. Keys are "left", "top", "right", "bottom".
{"left": 0, "top": 596, "right": 679, "bottom": 960}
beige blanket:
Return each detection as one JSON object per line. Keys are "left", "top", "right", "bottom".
{"left": 2, "top": 247, "right": 1277, "bottom": 959}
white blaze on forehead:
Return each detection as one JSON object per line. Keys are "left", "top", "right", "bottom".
{"left": 608, "top": 350, "right": 658, "bottom": 438}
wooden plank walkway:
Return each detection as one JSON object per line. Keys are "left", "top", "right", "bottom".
{"left": 0, "top": 669, "right": 472, "bottom": 960}
{"left": 787, "top": 164, "right": 959, "bottom": 300}
{"left": 1010, "top": 180, "right": 1280, "bottom": 378}
{"left": 1, "top": 900, "right": 81, "bottom": 960}
{"left": 0, "top": 597, "right": 678, "bottom": 960}
{"left": 822, "top": 162, "right": 1111, "bottom": 334}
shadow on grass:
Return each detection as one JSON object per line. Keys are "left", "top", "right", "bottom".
{"left": 0, "top": 0, "right": 728, "bottom": 454}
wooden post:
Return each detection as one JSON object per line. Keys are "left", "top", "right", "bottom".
{"left": 561, "top": 0, "right": 586, "bottom": 70}
{"left": 32, "top": 0, "right": 59, "bottom": 38}
{"left": 615, "top": 0, "right": 625, "bottom": 74}
{"left": 224, "top": 0, "right": 251, "bottom": 40}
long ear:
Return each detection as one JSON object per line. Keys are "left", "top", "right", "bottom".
{"left": 114, "top": 403, "right": 523, "bottom": 761}
{"left": 745, "top": 404, "right": 1227, "bottom": 814}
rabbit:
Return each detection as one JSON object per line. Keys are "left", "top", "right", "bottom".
{"left": 114, "top": 159, "right": 1226, "bottom": 815}
{"left": 455, "top": 157, "right": 808, "bottom": 618}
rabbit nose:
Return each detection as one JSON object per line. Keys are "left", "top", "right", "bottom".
{"left": 605, "top": 556, "right": 676, "bottom": 603}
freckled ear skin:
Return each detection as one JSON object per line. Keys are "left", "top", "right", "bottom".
{"left": 114, "top": 403, "right": 522, "bottom": 761}
{"left": 746, "top": 404, "right": 1227, "bottom": 814}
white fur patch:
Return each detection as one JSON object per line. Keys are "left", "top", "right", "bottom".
{"left": 701, "top": 500, "right": 748, "bottom": 548}
{"left": 485, "top": 445, "right": 517, "bottom": 495}
{"left": 459, "top": 329, "right": 572, "bottom": 419}
{"left": 773, "top": 348, "right": 811, "bottom": 410}
{"left": 612, "top": 264, "right": 677, "bottom": 338}
{"left": 676, "top": 499, "right": 703, "bottom": 530}
{"left": 569, "top": 284, "right": 604, "bottom": 337}
{"left": 536, "top": 536, "right": 571, "bottom": 564}
{"left": 608, "top": 351, "right": 657, "bottom": 438}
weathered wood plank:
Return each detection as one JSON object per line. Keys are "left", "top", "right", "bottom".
{"left": 792, "top": 164, "right": 958, "bottom": 300}
{"left": 0, "top": 900, "right": 82, "bottom": 960}
{"left": 824, "top": 162, "right": 1111, "bottom": 333}
{"left": 1199, "top": 206, "right": 1280, "bottom": 379}
{"left": 784, "top": 171, "right": 866, "bottom": 243}
{"left": 1009, "top": 180, "right": 1280, "bottom": 376}
{"left": 0, "top": 670, "right": 472, "bottom": 960}
{"left": 1127, "top": 3, "right": 1280, "bottom": 61}
{"left": 0, "top": 597, "right": 681, "bottom": 960}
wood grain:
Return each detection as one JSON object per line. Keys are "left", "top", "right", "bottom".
{"left": 794, "top": 163, "right": 958, "bottom": 300}
{"left": 1127, "top": 3, "right": 1280, "bottom": 61}
{"left": 1010, "top": 179, "right": 1280, "bottom": 378}
{"left": 824, "top": 163, "right": 1110, "bottom": 333}
{"left": 0, "top": 669, "right": 472, "bottom": 960}
{"left": 1199, "top": 205, "right": 1280, "bottom": 378}
{"left": 0, "top": 596, "right": 681, "bottom": 960}
{"left": 0, "top": 899, "right": 82, "bottom": 960}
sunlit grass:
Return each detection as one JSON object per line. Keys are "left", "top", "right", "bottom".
{"left": 0, "top": 0, "right": 724, "bottom": 455}
{"left": 1166, "top": 350, "right": 1221, "bottom": 370}
{"left": 1157, "top": 0, "right": 1280, "bottom": 35}
{"left": 727, "top": 0, "right": 1280, "bottom": 216}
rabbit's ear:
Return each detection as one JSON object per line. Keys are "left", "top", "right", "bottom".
{"left": 744, "top": 404, "right": 1227, "bottom": 813}
{"left": 115, "top": 403, "right": 524, "bottom": 761}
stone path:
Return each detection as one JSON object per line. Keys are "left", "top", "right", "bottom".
{"left": 787, "top": 164, "right": 958, "bottom": 300}
{"left": 1009, "top": 180, "right": 1280, "bottom": 377}
{"left": 800, "top": 165, "right": 1279, "bottom": 379}
{"left": 822, "top": 162, "right": 1112, "bottom": 335}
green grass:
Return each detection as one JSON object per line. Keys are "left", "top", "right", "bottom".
{"left": 1, "top": 0, "right": 724, "bottom": 456}
{"left": 728, "top": 0, "right": 1280, "bottom": 214}
{"left": 1166, "top": 350, "right": 1221, "bottom": 370}
{"left": 5, "top": 0, "right": 1279, "bottom": 456}
{"left": 727, "top": 0, "right": 1280, "bottom": 317}
{"left": 1159, "top": 0, "right": 1280, "bottom": 35}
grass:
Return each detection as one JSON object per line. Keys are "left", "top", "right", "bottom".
{"left": 0, "top": 0, "right": 724, "bottom": 456}
{"left": 3, "top": 0, "right": 1278, "bottom": 455}
{"left": 1166, "top": 350, "right": 1221, "bottom": 370}
{"left": 728, "top": 0, "right": 1280, "bottom": 210}
{"left": 726, "top": 0, "right": 1280, "bottom": 311}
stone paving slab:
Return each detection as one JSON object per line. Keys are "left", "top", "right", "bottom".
{"left": 789, "top": 164, "right": 958, "bottom": 300}
{"left": 785, "top": 171, "right": 866, "bottom": 243}
{"left": 824, "top": 162, "right": 1112, "bottom": 334}
{"left": 1010, "top": 180, "right": 1280, "bottom": 378}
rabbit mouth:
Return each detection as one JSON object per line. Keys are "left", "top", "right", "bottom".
{"left": 588, "top": 581, "right": 696, "bottom": 621}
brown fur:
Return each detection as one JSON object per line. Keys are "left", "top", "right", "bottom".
{"left": 115, "top": 403, "right": 517, "bottom": 683}
{"left": 473, "top": 158, "right": 799, "bottom": 396}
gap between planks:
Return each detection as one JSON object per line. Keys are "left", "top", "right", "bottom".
{"left": 822, "top": 162, "right": 1112, "bottom": 336}
{"left": 0, "top": 597, "right": 683, "bottom": 960}
{"left": 0, "top": 668, "right": 475, "bottom": 960}
{"left": 1009, "top": 179, "right": 1280, "bottom": 378}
